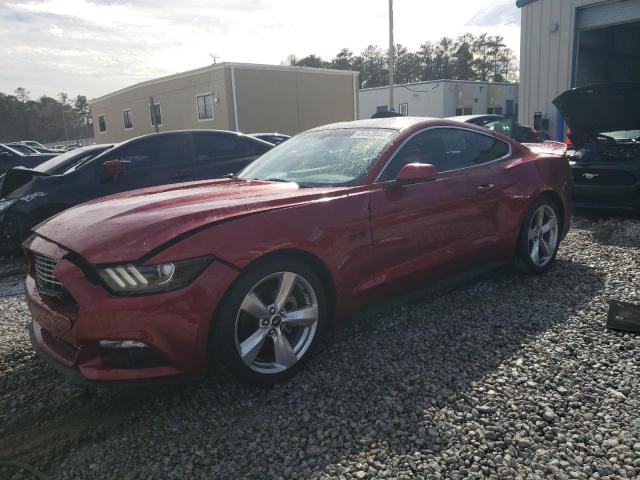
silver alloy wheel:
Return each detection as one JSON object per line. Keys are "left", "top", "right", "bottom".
{"left": 234, "top": 271, "right": 319, "bottom": 374}
{"left": 528, "top": 204, "right": 559, "bottom": 267}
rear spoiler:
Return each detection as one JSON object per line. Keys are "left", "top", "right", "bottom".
{"left": 0, "top": 167, "right": 50, "bottom": 197}
{"left": 522, "top": 140, "right": 567, "bottom": 156}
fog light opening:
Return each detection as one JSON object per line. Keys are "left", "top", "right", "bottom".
{"left": 99, "top": 340, "right": 167, "bottom": 369}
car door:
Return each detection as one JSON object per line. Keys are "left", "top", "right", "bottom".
{"left": 367, "top": 127, "right": 509, "bottom": 294}
{"left": 94, "top": 133, "right": 189, "bottom": 196}
{"left": 190, "top": 132, "right": 270, "bottom": 180}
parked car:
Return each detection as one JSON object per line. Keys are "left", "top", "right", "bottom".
{"left": 24, "top": 117, "right": 572, "bottom": 386}
{"left": 448, "top": 114, "right": 545, "bottom": 143}
{"left": 0, "top": 144, "right": 58, "bottom": 174}
{"left": 0, "top": 130, "right": 272, "bottom": 254}
{"left": 19, "top": 140, "right": 64, "bottom": 154}
{"left": 553, "top": 83, "right": 640, "bottom": 212}
{"left": 6, "top": 143, "right": 39, "bottom": 155}
{"left": 250, "top": 133, "right": 290, "bottom": 145}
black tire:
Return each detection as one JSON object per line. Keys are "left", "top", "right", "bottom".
{"left": 210, "top": 256, "right": 326, "bottom": 386}
{"left": 514, "top": 196, "right": 562, "bottom": 274}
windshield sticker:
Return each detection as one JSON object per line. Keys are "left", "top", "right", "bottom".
{"left": 350, "top": 130, "right": 393, "bottom": 140}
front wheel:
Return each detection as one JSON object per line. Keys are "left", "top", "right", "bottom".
{"left": 210, "top": 257, "right": 326, "bottom": 386}
{"left": 515, "top": 197, "right": 562, "bottom": 274}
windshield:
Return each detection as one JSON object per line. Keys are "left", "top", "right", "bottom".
{"left": 239, "top": 128, "right": 398, "bottom": 186}
{"left": 33, "top": 145, "right": 111, "bottom": 174}
{"left": 600, "top": 130, "right": 640, "bottom": 141}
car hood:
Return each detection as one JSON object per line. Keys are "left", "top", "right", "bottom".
{"left": 33, "top": 179, "right": 343, "bottom": 264}
{"left": 552, "top": 83, "right": 640, "bottom": 141}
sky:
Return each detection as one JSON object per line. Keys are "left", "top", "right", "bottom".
{"left": 0, "top": 0, "right": 521, "bottom": 100}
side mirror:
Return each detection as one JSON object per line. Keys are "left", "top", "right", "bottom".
{"left": 393, "top": 163, "right": 438, "bottom": 184}
{"left": 103, "top": 159, "right": 126, "bottom": 181}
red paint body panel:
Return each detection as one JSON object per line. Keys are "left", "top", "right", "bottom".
{"left": 24, "top": 118, "right": 572, "bottom": 384}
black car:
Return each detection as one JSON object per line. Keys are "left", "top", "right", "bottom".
{"left": 447, "top": 114, "right": 544, "bottom": 143}
{"left": 18, "top": 140, "right": 64, "bottom": 154}
{"left": 249, "top": 133, "right": 290, "bottom": 145}
{"left": 0, "top": 130, "right": 273, "bottom": 253}
{"left": 553, "top": 83, "right": 640, "bottom": 212}
{"left": 6, "top": 143, "right": 39, "bottom": 155}
{"left": 0, "top": 144, "right": 58, "bottom": 175}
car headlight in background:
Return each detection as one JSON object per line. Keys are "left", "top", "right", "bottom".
{"left": 0, "top": 199, "right": 17, "bottom": 211}
{"left": 96, "top": 256, "right": 213, "bottom": 295}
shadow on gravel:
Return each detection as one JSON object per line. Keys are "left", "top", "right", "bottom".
{"left": 574, "top": 210, "right": 640, "bottom": 249}
{"left": 0, "top": 258, "right": 605, "bottom": 478}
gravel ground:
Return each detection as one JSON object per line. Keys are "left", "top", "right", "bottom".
{"left": 0, "top": 214, "right": 639, "bottom": 480}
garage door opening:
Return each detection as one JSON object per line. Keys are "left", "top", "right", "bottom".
{"left": 576, "top": 20, "right": 640, "bottom": 87}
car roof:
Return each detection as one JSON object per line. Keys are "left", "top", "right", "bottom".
{"left": 310, "top": 117, "right": 443, "bottom": 132}
{"left": 250, "top": 133, "right": 289, "bottom": 137}
{"left": 445, "top": 114, "right": 505, "bottom": 122}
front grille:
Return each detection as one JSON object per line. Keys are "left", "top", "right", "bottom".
{"left": 33, "top": 254, "right": 64, "bottom": 294}
{"left": 572, "top": 168, "right": 637, "bottom": 187}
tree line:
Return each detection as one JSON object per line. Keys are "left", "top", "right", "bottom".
{"left": 0, "top": 88, "right": 93, "bottom": 143}
{"left": 288, "top": 33, "right": 518, "bottom": 88}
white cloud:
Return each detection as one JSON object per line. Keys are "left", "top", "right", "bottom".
{"left": 0, "top": 0, "right": 521, "bottom": 99}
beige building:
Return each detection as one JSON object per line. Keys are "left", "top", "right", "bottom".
{"left": 358, "top": 80, "right": 519, "bottom": 120}
{"left": 91, "top": 62, "right": 359, "bottom": 143}
{"left": 517, "top": 0, "right": 640, "bottom": 140}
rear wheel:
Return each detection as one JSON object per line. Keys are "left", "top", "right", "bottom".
{"left": 210, "top": 257, "right": 326, "bottom": 386}
{"left": 515, "top": 197, "right": 561, "bottom": 274}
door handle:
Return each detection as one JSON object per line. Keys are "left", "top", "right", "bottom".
{"left": 475, "top": 183, "right": 495, "bottom": 193}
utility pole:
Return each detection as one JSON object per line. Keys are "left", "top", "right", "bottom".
{"left": 388, "top": 0, "right": 395, "bottom": 112}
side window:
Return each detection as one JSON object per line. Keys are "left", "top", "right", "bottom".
{"left": 106, "top": 135, "right": 184, "bottom": 169}
{"left": 193, "top": 133, "right": 254, "bottom": 163}
{"left": 381, "top": 128, "right": 509, "bottom": 181}
{"left": 473, "top": 132, "right": 510, "bottom": 163}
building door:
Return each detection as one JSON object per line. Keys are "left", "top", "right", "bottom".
{"left": 575, "top": 0, "right": 640, "bottom": 86}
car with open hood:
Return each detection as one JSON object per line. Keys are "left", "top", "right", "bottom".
{"left": 23, "top": 117, "right": 572, "bottom": 386}
{"left": 0, "top": 130, "right": 272, "bottom": 254}
{"left": 553, "top": 83, "right": 640, "bottom": 212}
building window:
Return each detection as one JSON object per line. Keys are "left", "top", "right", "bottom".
{"left": 376, "top": 105, "right": 389, "bottom": 113}
{"left": 487, "top": 107, "right": 494, "bottom": 114}
{"left": 455, "top": 108, "right": 463, "bottom": 116}
{"left": 122, "top": 109, "right": 133, "bottom": 129}
{"left": 399, "top": 103, "right": 408, "bottom": 116}
{"left": 463, "top": 106, "right": 473, "bottom": 115}
{"left": 494, "top": 106, "right": 503, "bottom": 115}
{"left": 196, "top": 93, "right": 214, "bottom": 120}
{"left": 150, "top": 104, "right": 162, "bottom": 126}
{"left": 98, "top": 115, "right": 107, "bottom": 133}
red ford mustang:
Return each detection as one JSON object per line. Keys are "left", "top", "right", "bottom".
{"left": 24, "top": 118, "right": 572, "bottom": 386}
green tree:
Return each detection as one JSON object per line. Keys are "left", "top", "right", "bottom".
{"left": 292, "top": 54, "right": 326, "bottom": 68}
{"left": 330, "top": 48, "right": 355, "bottom": 71}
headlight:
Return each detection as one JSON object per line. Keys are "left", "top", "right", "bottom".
{"left": 0, "top": 199, "right": 17, "bottom": 211}
{"left": 96, "top": 256, "right": 213, "bottom": 295}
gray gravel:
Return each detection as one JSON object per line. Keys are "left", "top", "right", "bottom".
{"left": 1, "top": 214, "right": 639, "bottom": 480}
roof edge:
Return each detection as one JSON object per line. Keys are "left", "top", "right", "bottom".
{"left": 360, "top": 79, "right": 518, "bottom": 92}
{"left": 516, "top": 0, "right": 538, "bottom": 7}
